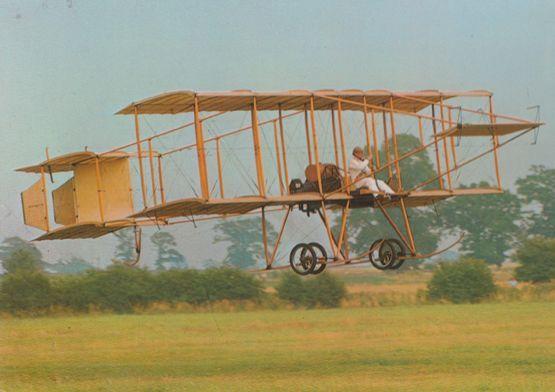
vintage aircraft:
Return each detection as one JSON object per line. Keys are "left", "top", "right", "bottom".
{"left": 16, "top": 89, "right": 542, "bottom": 274}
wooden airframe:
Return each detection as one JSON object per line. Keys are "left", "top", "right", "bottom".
{"left": 16, "top": 89, "right": 542, "bottom": 272}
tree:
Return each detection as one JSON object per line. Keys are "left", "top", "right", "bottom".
{"left": 516, "top": 165, "right": 555, "bottom": 238}
{"left": 439, "top": 181, "right": 522, "bottom": 264}
{"left": 427, "top": 258, "right": 496, "bottom": 303}
{"left": 2, "top": 248, "right": 42, "bottom": 274}
{"left": 213, "top": 217, "right": 277, "bottom": 269}
{"left": 338, "top": 134, "right": 442, "bottom": 259}
{"left": 0, "top": 236, "right": 43, "bottom": 270}
{"left": 374, "top": 133, "right": 439, "bottom": 190}
{"left": 514, "top": 236, "right": 555, "bottom": 283}
{"left": 150, "top": 231, "right": 187, "bottom": 270}
{"left": 113, "top": 228, "right": 135, "bottom": 261}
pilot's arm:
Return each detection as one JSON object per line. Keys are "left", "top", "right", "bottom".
{"left": 361, "top": 161, "right": 371, "bottom": 176}
{"left": 350, "top": 158, "right": 371, "bottom": 179}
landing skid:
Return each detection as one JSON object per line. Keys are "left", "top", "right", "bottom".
{"left": 112, "top": 227, "right": 142, "bottom": 267}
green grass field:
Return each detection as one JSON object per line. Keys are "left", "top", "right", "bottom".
{"left": 2, "top": 302, "right": 554, "bottom": 391}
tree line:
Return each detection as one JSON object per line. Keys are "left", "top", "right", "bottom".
{"left": 0, "top": 258, "right": 264, "bottom": 314}
{"left": 0, "top": 246, "right": 348, "bottom": 315}
{"left": 1, "top": 241, "right": 553, "bottom": 316}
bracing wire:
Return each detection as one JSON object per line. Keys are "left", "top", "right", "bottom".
{"left": 204, "top": 116, "right": 257, "bottom": 192}
{"left": 143, "top": 117, "right": 199, "bottom": 198}
{"left": 204, "top": 120, "right": 259, "bottom": 195}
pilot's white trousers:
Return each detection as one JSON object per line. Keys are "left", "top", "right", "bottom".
{"left": 356, "top": 178, "right": 395, "bottom": 194}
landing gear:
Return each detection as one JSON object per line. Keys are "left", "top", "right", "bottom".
{"left": 289, "top": 243, "right": 317, "bottom": 275}
{"left": 387, "top": 238, "right": 406, "bottom": 270}
{"left": 289, "top": 238, "right": 406, "bottom": 275}
{"left": 368, "top": 238, "right": 406, "bottom": 270}
{"left": 289, "top": 242, "right": 328, "bottom": 275}
{"left": 308, "top": 242, "right": 327, "bottom": 275}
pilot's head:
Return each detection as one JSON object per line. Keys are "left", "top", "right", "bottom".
{"left": 352, "top": 146, "right": 364, "bottom": 160}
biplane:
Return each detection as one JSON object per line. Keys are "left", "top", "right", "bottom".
{"left": 16, "top": 89, "right": 542, "bottom": 274}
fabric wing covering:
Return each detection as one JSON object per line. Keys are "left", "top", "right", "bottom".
{"left": 116, "top": 89, "right": 493, "bottom": 115}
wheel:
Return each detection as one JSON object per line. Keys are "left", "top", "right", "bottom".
{"left": 289, "top": 243, "right": 317, "bottom": 275}
{"left": 379, "top": 240, "right": 398, "bottom": 269}
{"left": 369, "top": 239, "right": 386, "bottom": 270}
{"left": 387, "top": 238, "right": 406, "bottom": 270}
{"left": 308, "top": 242, "right": 327, "bottom": 274}
{"left": 369, "top": 239, "right": 397, "bottom": 270}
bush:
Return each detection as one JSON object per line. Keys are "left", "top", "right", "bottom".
{"left": 276, "top": 272, "right": 306, "bottom": 306}
{"left": 305, "top": 273, "right": 346, "bottom": 308}
{"left": 276, "top": 272, "right": 346, "bottom": 308}
{"left": 428, "top": 258, "right": 496, "bottom": 303}
{"left": 55, "top": 265, "right": 156, "bottom": 313}
{"left": 201, "top": 267, "right": 264, "bottom": 302}
{"left": 0, "top": 271, "right": 53, "bottom": 314}
{"left": 152, "top": 269, "right": 206, "bottom": 305}
{"left": 51, "top": 274, "right": 96, "bottom": 312}
{"left": 514, "top": 237, "right": 555, "bottom": 283}
{"left": 0, "top": 263, "right": 271, "bottom": 315}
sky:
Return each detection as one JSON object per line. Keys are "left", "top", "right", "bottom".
{"left": 1, "top": 0, "right": 554, "bottom": 268}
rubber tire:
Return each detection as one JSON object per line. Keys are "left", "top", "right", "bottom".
{"left": 369, "top": 239, "right": 388, "bottom": 270}
{"left": 308, "top": 242, "right": 327, "bottom": 274}
{"left": 369, "top": 239, "right": 397, "bottom": 270}
{"left": 289, "top": 243, "right": 317, "bottom": 275}
{"left": 387, "top": 238, "right": 406, "bottom": 270}
{"left": 378, "top": 240, "right": 397, "bottom": 269}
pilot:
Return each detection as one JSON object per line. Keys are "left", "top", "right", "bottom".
{"left": 349, "top": 146, "right": 395, "bottom": 196}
